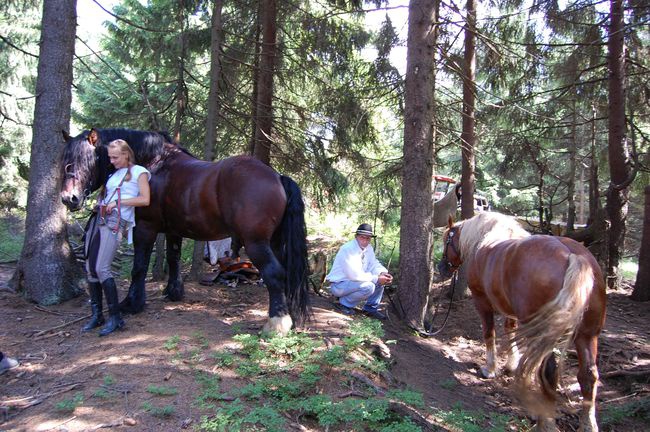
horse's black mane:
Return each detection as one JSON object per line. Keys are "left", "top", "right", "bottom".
{"left": 94, "top": 128, "right": 172, "bottom": 167}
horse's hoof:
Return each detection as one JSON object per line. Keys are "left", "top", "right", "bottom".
{"left": 262, "top": 315, "right": 293, "bottom": 336}
{"left": 480, "top": 366, "right": 496, "bottom": 379}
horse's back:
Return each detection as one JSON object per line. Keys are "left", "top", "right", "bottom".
{"left": 471, "top": 235, "right": 603, "bottom": 320}
{"left": 143, "top": 154, "right": 286, "bottom": 240}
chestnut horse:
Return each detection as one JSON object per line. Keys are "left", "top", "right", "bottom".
{"left": 438, "top": 212, "right": 606, "bottom": 432}
{"left": 60, "top": 128, "right": 309, "bottom": 334}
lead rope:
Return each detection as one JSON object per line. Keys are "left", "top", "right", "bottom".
{"left": 420, "top": 271, "right": 457, "bottom": 337}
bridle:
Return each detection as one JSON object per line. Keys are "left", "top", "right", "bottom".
{"left": 63, "top": 150, "right": 101, "bottom": 200}
{"left": 440, "top": 227, "right": 461, "bottom": 274}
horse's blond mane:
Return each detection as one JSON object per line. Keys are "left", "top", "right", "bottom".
{"left": 457, "top": 212, "right": 529, "bottom": 260}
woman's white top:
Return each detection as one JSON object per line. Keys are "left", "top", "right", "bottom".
{"left": 101, "top": 165, "right": 151, "bottom": 244}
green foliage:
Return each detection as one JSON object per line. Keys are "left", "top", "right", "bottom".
{"left": 142, "top": 401, "right": 175, "bottom": 417}
{"left": 343, "top": 318, "right": 384, "bottom": 350}
{"left": 146, "top": 384, "right": 178, "bottom": 396}
{"left": 54, "top": 392, "right": 84, "bottom": 413}
{"left": 211, "top": 350, "right": 235, "bottom": 368}
{"left": 163, "top": 335, "right": 181, "bottom": 351}
{"left": 0, "top": 213, "right": 24, "bottom": 262}
{"left": 601, "top": 397, "right": 650, "bottom": 427}
{"left": 102, "top": 374, "right": 116, "bottom": 386}
{"left": 92, "top": 388, "right": 111, "bottom": 399}
{"left": 195, "top": 371, "right": 222, "bottom": 408}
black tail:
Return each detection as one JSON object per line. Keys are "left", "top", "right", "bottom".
{"left": 279, "top": 175, "right": 310, "bottom": 326}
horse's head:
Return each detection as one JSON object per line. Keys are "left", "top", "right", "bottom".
{"left": 437, "top": 216, "right": 463, "bottom": 280}
{"left": 60, "top": 128, "right": 110, "bottom": 211}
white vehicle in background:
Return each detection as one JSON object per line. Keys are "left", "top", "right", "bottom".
{"left": 432, "top": 174, "right": 490, "bottom": 212}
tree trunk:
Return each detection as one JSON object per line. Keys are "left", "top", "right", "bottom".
{"left": 397, "top": 0, "right": 438, "bottom": 331}
{"left": 10, "top": 0, "right": 83, "bottom": 304}
{"left": 631, "top": 185, "right": 650, "bottom": 301}
{"left": 567, "top": 95, "right": 578, "bottom": 231}
{"left": 173, "top": 0, "right": 188, "bottom": 141}
{"left": 248, "top": 2, "right": 262, "bottom": 156}
{"left": 460, "top": 0, "right": 476, "bottom": 222}
{"left": 189, "top": 0, "right": 225, "bottom": 282}
{"left": 251, "top": 0, "right": 277, "bottom": 165}
{"left": 605, "top": 0, "right": 631, "bottom": 290}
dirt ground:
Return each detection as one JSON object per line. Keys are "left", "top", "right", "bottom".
{"left": 1, "top": 261, "right": 648, "bottom": 432}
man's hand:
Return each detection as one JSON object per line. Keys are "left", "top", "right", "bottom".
{"left": 378, "top": 272, "right": 393, "bottom": 285}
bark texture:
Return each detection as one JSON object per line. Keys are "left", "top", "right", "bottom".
{"left": 397, "top": 0, "right": 438, "bottom": 330}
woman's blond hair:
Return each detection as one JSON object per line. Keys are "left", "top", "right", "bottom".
{"left": 108, "top": 139, "right": 135, "bottom": 181}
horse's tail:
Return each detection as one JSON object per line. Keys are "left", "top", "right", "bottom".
{"left": 279, "top": 175, "right": 310, "bottom": 327}
{"left": 514, "top": 253, "right": 594, "bottom": 417}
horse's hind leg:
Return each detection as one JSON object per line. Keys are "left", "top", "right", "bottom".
{"left": 504, "top": 317, "right": 521, "bottom": 374}
{"left": 246, "top": 241, "right": 292, "bottom": 335}
{"left": 575, "top": 333, "right": 600, "bottom": 432}
{"left": 163, "top": 234, "right": 184, "bottom": 301}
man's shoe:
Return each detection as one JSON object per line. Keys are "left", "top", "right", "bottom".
{"left": 0, "top": 356, "right": 19, "bottom": 375}
{"left": 336, "top": 304, "right": 356, "bottom": 316}
{"left": 363, "top": 307, "right": 387, "bottom": 320}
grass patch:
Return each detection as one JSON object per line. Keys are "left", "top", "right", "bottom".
{"left": 0, "top": 213, "right": 24, "bottom": 262}
{"left": 146, "top": 384, "right": 178, "bottom": 396}
{"left": 54, "top": 392, "right": 84, "bottom": 413}
{"left": 142, "top": 401, "right": 175, "bottom": 417}
{"left": 601, "top": 397, "right": 650, "bottom": 428}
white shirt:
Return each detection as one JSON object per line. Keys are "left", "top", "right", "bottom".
{"left": 102, "top": 165, "right": 151, "bottom": 243}
{"left": 326, "top": 239, "right": 387, "bottom": 284}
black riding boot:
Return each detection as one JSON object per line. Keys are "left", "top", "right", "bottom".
{"left": 99, "top": 278, "right": 125, "bottom": 336}
{"left": 82, "top": 282, "right": 105, "bottom": 332}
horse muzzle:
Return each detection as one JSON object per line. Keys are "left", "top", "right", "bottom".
{"left": 61, "top": 193, "right": 84, "bottom": 211}
{"left": 436, "top": 260, "right": 456, "bottom": 281}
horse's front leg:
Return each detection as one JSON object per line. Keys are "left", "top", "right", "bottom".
{"left": 246, "top": 241, "right": 292, "bottom": 336}
{"left": 474, "top": 298, "right": 498, "bottom": 379}
{"left": 120, "top": 224, "right": 157, "bottom": 314}
{"left": 574, "top": 333, "right": 600, "bottom": 432}
{"left": 504, "top": 317, "right": 521, "bottom": 374}
{"left": 163, "top": 234, "right": 184, "bottom": 301}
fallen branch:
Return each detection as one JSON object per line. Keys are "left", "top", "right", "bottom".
{"left": 34, "top": 305, "right": 68, "bottom": 316}
{"left": 337, "top": 390, "right": 366, "bottom": 398}
{"left": 349, "top": 371, "right": 386, "bottom": 396}
{"left": 602, "top": 368, "right": 650, "bottom": 379}
{"left": 1, "top": 383, "right": 82, "bottom": 412}
{"left": 29, "top": 315, "right": 90, "bottom": 338}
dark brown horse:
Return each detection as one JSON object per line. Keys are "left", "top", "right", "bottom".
{"left": 60, "top": 128, "right": 309, "bottom": 334}
{"left": 438, "top": 211, "right": 606, "bottom": 432}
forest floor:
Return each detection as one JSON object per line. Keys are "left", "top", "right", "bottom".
{"left": 0, "top": 257, "right": 649, "bottom": 432}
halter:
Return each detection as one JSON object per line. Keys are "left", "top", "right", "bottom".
{"left": 440, "top": 227, "right": 461, "bottom": 274}
{"left": 63, "top": 151, "right": 101, "bottom": 200}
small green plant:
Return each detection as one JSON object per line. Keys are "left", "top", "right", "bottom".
{"left": 142, "top": 401, "right": 175, "bottom": 417}
{"left": 321, "top": 345, "right": 347, "bottom": 367}
{"left": 102, "top": 374, "right": 116, "bottom": 386}
{"left": 55, "top": 392, "right": 84, "bottom": 413}
{"left": 197, "top": 401, "right": 246, "bottom": 431}
{"left": 343, "top": 318, "right": 384, "bottom": 350}
{"left": 601, "top": 397, "right": 650, "bottom": 427}
{"left": 435, "top": 402, "right": 483, "bottom": 432}
{"left": 146, "top": 384, "right": 178, "bottom": 396}
{"left": 212, "top": 349, "right": 235, "bottom": 367}
{"left": 192, "top": 331, "right": 210, "bottom": 349}
{"left": 92, "top": 388, "right": 111, "bottom": 399}
{"left": 195, "top": 371, "right": 223, "bottom": 408}
{"left": 440, "top": 378, "right": 458, "bottom": 390}
{"left": 163, "top": 335, "right": 181, "bottom": 351}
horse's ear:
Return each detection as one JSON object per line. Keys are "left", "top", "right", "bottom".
{"left": 87, "top": 128, "right": 99, "bottom": 146}
{"left": 447, "top": 215, "right": 455, "bottom": 229}
{"left": 62, "top": 130, "right": 70, "bottom": 141}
